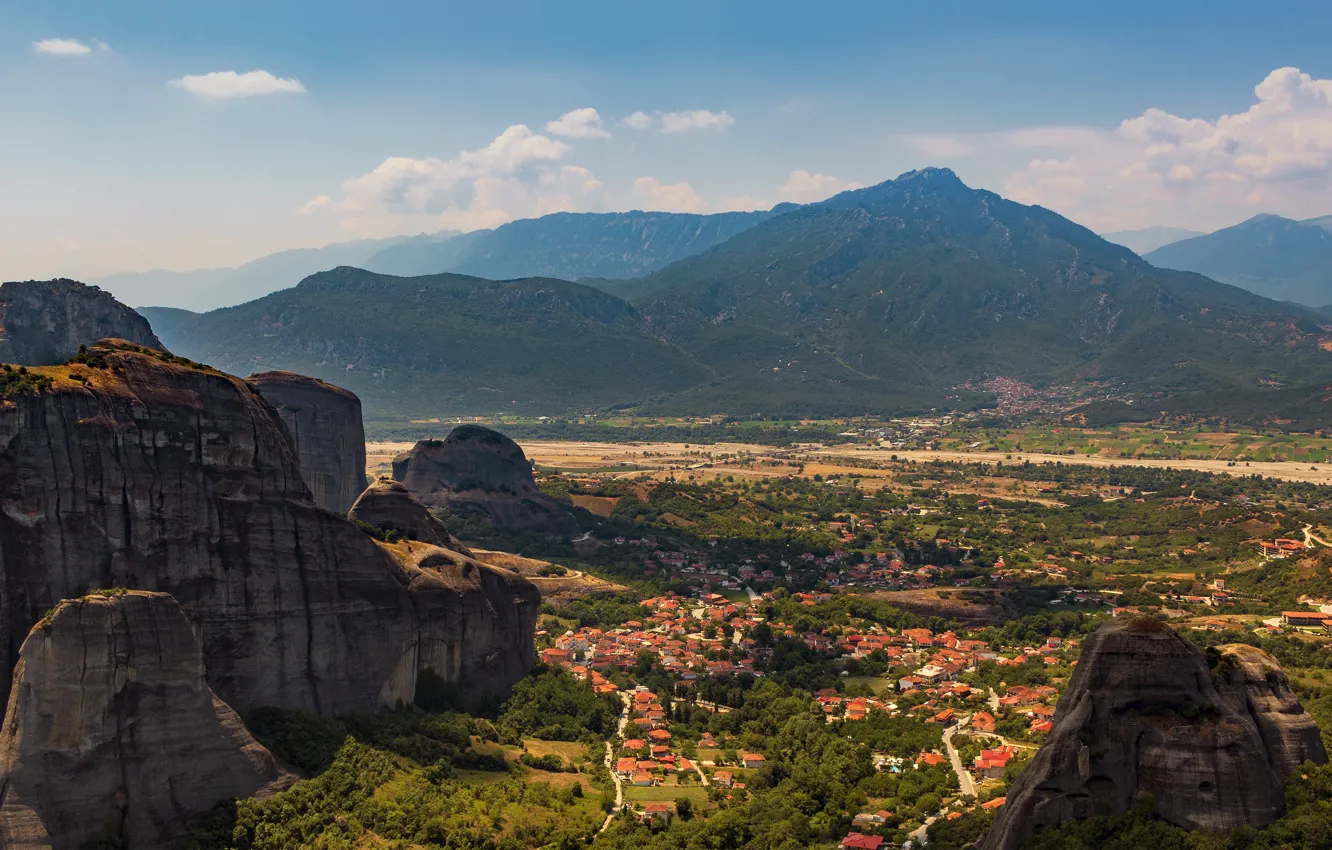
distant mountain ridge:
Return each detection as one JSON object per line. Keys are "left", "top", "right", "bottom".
{"left": 142, "top": 169, "right": 1332, "bottom": 427}
{"left": 1100, "top": 225, "right": 1203, "bottom": 255}
{"left": 1144, "top": 213, "right": 1332, "bottom": 307}
{"left": 361, "top": 208, "right": 789, "bottom": 281}
{"left": 101, "top": 208, "right": 788, "bottom": 313}
{"left": 95, "top": 232, "right": 455, "bottom": 312}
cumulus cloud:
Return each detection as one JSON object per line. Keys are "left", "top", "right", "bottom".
{"left": 780, "top": 170, "right": 862, "bottom": 203}
{"left": 905, "top": 67, "right": 1332, "bottom": 230}
{"left": 620, "top": 109, "right": 735, "bottom": 133}
{"left": 545, "top": 107, "right": 610, "bottom": 139}
{"left": 620, "top": 111, "right": 654, "bottom": 130}
{"left": 303, "top": 124, "right": 608, "bottom": 236}
{"left": 633, "top": 177, "right": 708, "bottom": 213}
{"left": 171, "top": 70, "right": 306, "bottom": 99}
{"left": 33, "top": 38, "right": 93, "bottom": 55}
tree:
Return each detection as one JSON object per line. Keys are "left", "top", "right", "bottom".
{"left": 675, "top": 797, "right": 694, "bottom": 821}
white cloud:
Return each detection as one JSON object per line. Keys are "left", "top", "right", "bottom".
{"left": 33, "top": 38, "right": 93, "bottom": 56}
{"left": 620, "top": 109, "right": 735, "bottom": 134}
{"left": 303, "top": 124, "right": 609, "bottom": 236}
{"left": 910, "top": 67, "right": 1332, "bottom": 230}
{"left": 779, "top": 170, "right": 862, "bottom": 203}
{"left": 545, "top": 107, "right": 610, "bottom": 139}
{"left": 633, "top": 177, "right": 708, "bottom": 213}
{"left": 171, "top": 70, "right": 306, "bottom": 99}
{"left": 660, "top": 109, "right": 735, "bottom": 134}
{"left": 621, "top": 111, "right": 654, "bottom": 130}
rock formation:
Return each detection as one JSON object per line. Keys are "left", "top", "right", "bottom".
{"left": 0, "top": 341, "right": 537, "bottom": 717}
{"left": 349, "top": 475, "right": 472, "bottom": 553}
{"left": 248, "top": 370, "right": 367, "bottom": 513}
{"left": 0, "top": 279, "right": 162, "bottom": 366}
{"left": 981, "top": 617, "right": 1328, "bottom": 850}
{"left": 0, "top": 591, "right": 292, "bottom": 850}
{"left": 1214, "top": 642, "right": 1328, "bottom": 776}
{"left": 374, "top": 540, "right": 538, "bottom": 703}
{"left": 392, "top": 425, "right": 578, "bottom": 536}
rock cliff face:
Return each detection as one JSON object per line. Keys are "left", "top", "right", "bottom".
{"left": 0, "top": 591, "right": 292, "bottom": 850}
{"left": 247, "top": 370, "right": 366, "bottom": 513}
{"left": 981, "top": 617, "right": 1328, "bottom": 850}
{"left": 392, "top": 425, "right": 578, "bottom": 535}
{"left": 0, "top": 343, "right": 537, "bottom": 717}
{"left": 349, "top": 476, "right": 471, "bottom": 553}
{"left": 0, "top": 280, "right": 162, "bottom": 366}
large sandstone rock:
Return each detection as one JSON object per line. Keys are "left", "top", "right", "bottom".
{"left": 392, "top": 425, "right": 578, "bottom": 536}
{"left": 248, "top": 370, "right": 366, "bottom": 513}
{"left": 981, "top": 617, "right": 1327, "bottom": 850}
{"left": 0, "top": 280, "right": 162, "bottom": 366}
{"left": 0, "top": 342, "right": 537, "bottom": 717}
{"left": 349, "top": 476, "right": 472, "bottom": 554}
{"left": 0, "top": 591, "right": 292, "bottom": 850}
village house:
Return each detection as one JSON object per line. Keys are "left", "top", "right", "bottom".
{"left": 640, "top": 803, "right": 673, "bottom": 824}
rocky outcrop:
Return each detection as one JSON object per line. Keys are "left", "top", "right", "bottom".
{"left": 0, "top": 280, "right": 162, "bottom": 366}
{"left": 349, "top": 476, "right": 471, "bottom": 553}
{"left": 981, "top": 617, "right": 1328, "bottom": 850}
{"left": 392, "top": 425, "right": 578, "bottom": 536}
{"left": 0, "top": 591, "right": 292, "bottom": 850}
{"left": 375, "top": 540, "right": 539, "bottom": 703}
{"left": 247, "top": 370, "right": 366, "bottom": 513}
{"left": 1214, "top": 642, "right": 1328, "bottom": 776}
{"left": 0, "top": 342, "right": 537, "bottom": 717}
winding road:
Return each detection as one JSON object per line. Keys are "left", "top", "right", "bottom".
{"left": 599, "top": 692, "right": 633, "bottom": 834}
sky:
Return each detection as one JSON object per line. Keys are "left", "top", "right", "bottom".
{"left": 4, "top": 0, "right": 1332, "bottom": 280}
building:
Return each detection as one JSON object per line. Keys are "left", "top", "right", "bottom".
{"left": 840, "top": 833, "right": 885, "bottom": 850}
{"left": 640, "top": 803, "right": 673, "bottom": 824}
{"left": 741, "top": 752, "right": 766, "bottom": 769}
{"left": 1282, "top": 611, "right": 1332, "bottom": 628}
{"left": 1260, "top": 539, "right": 1306, "bottom": 558}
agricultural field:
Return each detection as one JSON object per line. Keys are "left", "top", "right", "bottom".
{"left": 938, "top": 423, "right": 1332, "bottom": 465}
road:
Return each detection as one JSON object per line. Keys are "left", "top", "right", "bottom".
{"left": 987, "top": 687, "right": 1000, "bottom": 711}
{"left": 599, "top": 692, "right": 633, "bottom": 834}
{"left": 1304, "top": 524, "right": 1330, "bottom": 548}
{"left": 744, "top": 585, "right": 760, "bottom": 603}
{"left": 942, "top": 725, "right": 976, "bottom": 799}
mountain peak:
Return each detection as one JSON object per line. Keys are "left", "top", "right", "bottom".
{"left": 893, "top": 166, "right": 963, "bottom": 184}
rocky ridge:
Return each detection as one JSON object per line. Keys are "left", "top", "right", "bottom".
{"left": 981, "top": 617, "right": 1328, "bottom": 850}
{"left": 248, "top": 370, "right": 367, "bottom": 513}
{"left": 0, "top": 279, "right": 162, "bottom": 366}
{"left": 393, "top": 425, "right": 578, "bottom": 536}
{"left": 0, "top": 591, "right": 292, "bottom": 850}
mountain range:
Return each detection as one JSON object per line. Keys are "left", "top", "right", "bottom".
{"left": 1144, "top": 213, "right": 1332, "bottom": 308}
{"left": 140, "top": 168, "right": 1332, "bottom": 429}
{"left": 100, "top": 208, "right": 787, "bottom": 312}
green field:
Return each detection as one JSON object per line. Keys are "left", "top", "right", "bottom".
{"left": 624, "top": 785, "right": 711, "bottom": 804}
{"left": 941, "top": 424, "right": 1332, "bottom": 463}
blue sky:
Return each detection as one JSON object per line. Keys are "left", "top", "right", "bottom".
{"left": 4, "top": 0, "right": 1332, "bottom": 279}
